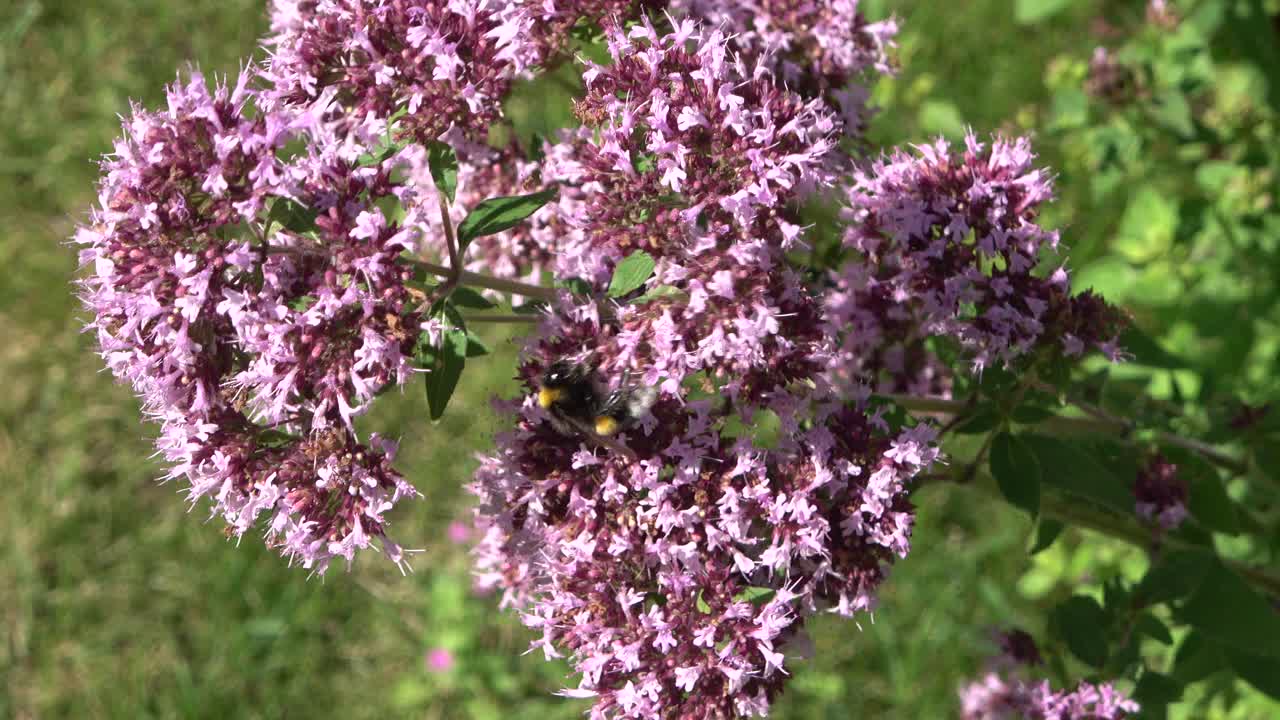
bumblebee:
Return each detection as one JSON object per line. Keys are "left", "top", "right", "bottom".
{"left": 592, "top": 383, "right": 657, "bottom": 436}
{"left": 537, "top": 360, "right": 599, "bottom": 423}
{"left": 535, "top": 360, "right": 656, "bottom": 443}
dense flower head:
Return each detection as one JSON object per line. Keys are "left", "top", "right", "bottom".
{"left": 76, "top": 69, "right": 430, "bottom": 572}
{"left": 470, "top": 20, "right": 940, "bottom": 717}
{"left": 672, "top": 0, "right": 897, "bottom": 134}
{"left": 1133, "top": 453, "right": 1188, "bottom": 530}
{"left": 534, "top": 18, "right": 840, "bottom": 285}
{"left": 262, "top": 0, "right": 539, "bottom": 143}
{"left": 472, "top": 306, "right": 939, "bottom": 717}
{"left": 959, "top": 672, "right": 1139, "bottom": 720}
{"left": 829, "top": 132, "right": 1125, "bottom": 391}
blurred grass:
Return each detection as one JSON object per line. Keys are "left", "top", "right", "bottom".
{"left": 0, "top": 1, "right": 1141, "bottom": 718}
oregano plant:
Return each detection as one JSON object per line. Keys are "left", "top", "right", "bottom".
{"left": 73, "top": 1, "right": 1280, "bottom": 718}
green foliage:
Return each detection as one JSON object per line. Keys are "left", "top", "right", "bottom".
{"left": 455, "top": 187, "right": 558, "bottom": 256}
{"left": 606, "top": 250, "right": 656, "bottom": 298}
{"left": 990, "top": 432, "right": 1042, "bottom": 518}
{"left": 427, "top": 141, "right": 459, "bottom": 203}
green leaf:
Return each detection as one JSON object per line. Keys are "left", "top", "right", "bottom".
{"left": 427, "top": 141, "right": 459, "bottom": 204}
{"left": 425, "top": 329, "right": 467, "bottom": 422}
{"left": 464, "top": 331, "right": 490, "bottom": 358}
{"left": 1015, "top": 0, "right": 1071, "bottom": 24}
{"left": 1151, "top": 90, "right": 1195, "bottom": 138}
{"left": 734, "top": 587, "right": 776, "bottom": 605}
{"left": 1187, "top": 473, "right": 1241, "bottom": 535}
{"left": 1136, "top": 613, "right": 1174, "bottom": 645}
{"left": 1022, "top": 435, "right": 1134, "bottom": 514}
{"left": 449, "top": 286, "right": 497, "bottom": 310}
{"left": 1178, "top": 561, "right": 1280, "bottom": 658}
{"left": 1051, "top": 595, "right": 1110, "bottom": 667}
{"left": 1010, "top": 404, "right": 1056, "bottom": 425}
{"left": 1135, "top": 549, "right": 1211, "bottom": 606}
{"left": 631, "top": 284, "right": 687, "bottom": 305}
{"left": 1171, "top": 631, "right": 1225, "bottom": 685}
{"left": 512, "top": 301, "right": 548, "bottom": 315}
{"left": 695, "top": 590, "right": 711, "bottom": 614}
{"left": 1028, "top": 518, "right": 1064, "bottom": 554}
{"left": 258, "top": 429, "right": 299, "bottom": 449}
{"left": 558, "top": 277, "right": 594, "bottom": 296}
{"left": 990, "top": 432, "right": 1041, "bottom": 518}
{"left": 607, "top": 250, "right": 656, "bottom": 298}
{"left": 456, "top": 187, "right": 558, "bottom": 255}
{"left": 287, "top": 294, "right": 318, "bottom": 312}
{"left": 952, "top": 405, "right": 1001, "bottom": 435}
{"left": 1133, "top": 671, "right": 1184, "bottom": 707}
{"left": 1118, "top": 325, "right": 1185, "bottom": 369}
{"left": 1227, "top": 648, "right": 1280, "bottom": 701}
{"left": 269, "top": 198, "right": 319, "bottom": 234}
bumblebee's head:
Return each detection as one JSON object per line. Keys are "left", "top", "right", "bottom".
{"left": 538, "top": 361, "right": 590, "bottom": 410}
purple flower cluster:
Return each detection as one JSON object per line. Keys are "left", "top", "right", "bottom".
{"left": 827, "top": 132, "right": 1125, "bottom": 392}
{"left": 959, "top": 673, "right": 1139, "bottom": 720}
{"left": 1133, "top": 453, "right": 1188, "bottom": 531}
{"left": 262, "top": 0, "right": 538, "bottom": 143}
{"left": 76, "top": 71, "right": 426, "bottom": 572}
{"left": 470, "top": 22, "right": 939, "bottom": 718}
{"left": 671, "top": 0, "right": 898, "bottom": 134}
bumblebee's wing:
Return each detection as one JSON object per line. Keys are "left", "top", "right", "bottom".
{"left": 626, "top": 386, "right": 658, "bottom": 416}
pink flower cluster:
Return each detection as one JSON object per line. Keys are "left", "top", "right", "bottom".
{"left": 959, "top": 673, "right": 1139, "bottom": 720}
{"left": 262, "top": 0, "right": 538, "bottom": 143}
{"left": 828, "top": 132, "right": 1126, "bottom": 393}
{"left": 470, "top": 22, "right": 939, "bottom": 718}
{"left": 671, "top": 0, "right": 897, "bottom": 133}
{"left": 76, "top": 71, "right": 425, "bottom": 573}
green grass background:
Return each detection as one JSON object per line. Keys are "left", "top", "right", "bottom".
{"left": 0, "top": 1, "right": 1257, "bottom": 718}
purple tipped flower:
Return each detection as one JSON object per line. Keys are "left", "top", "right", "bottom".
{"left": 959, "top": 673, "right": 1139, "bottom": 720}
{"left": 262, "top": 0, "right": 539, "bottom": 143}
{"left": 469, "top": 20, "right": 939, "bottom": 718}
{"left": 1133, "top": 453, "right": 1188, "bottom": 531}
{"left": 76, "top": 69, "right": 431, "bottom": 572}
{"left": 830, "top": 132, "right": 1125, "bottom": 391}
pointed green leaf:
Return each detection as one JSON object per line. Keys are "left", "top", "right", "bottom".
{"left": 427, "top": 141, "right": 459, "bottom": 203}
{"left": 449, "top": 286, "right": 497, "bottom": 310}
{"left": 1228, "top": 648, "right": 1280, "bottom": 701}
{"left": 607, "top": 251, "right": 656, "bottom": 298}
{"left": 425, "top": 329, "right": 467, "bottom": 421}
{"left": 1022, "top": 435, "right": 1133, "bottom": 514}
{"left": 734, "top": 587, "right": 776, "bottom": 605}
{"left": 990, "top": 432, "right": 1041, "bottom": 518}
{"left": 1178, "top": 561, "right": 1280, "bottom": 657}
{"left": 1050, "top": 595, "right": 1110, "bottom": 667}
{"left": 1136, "top": 613, "right": 1174, "bottom": 645}
{"left": 269, "top": 198, "right": 319, "bottom": 234}
{"left": 456, "top": 187, "right": 558, "bottom": 255}
{"left": 1028, "top": 518, "right": 1064, "bottom": 555}
{"left": 1135, "top": 549, "right": 1212, "bottom": 606}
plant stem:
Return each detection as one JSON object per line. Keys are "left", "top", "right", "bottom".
{"left": 887, "top": 393, "right": 1248, "bottom": 475}
{"left": 438, "top": 191, "right": 462, "bottom": 291}
{"left": 461, "top": 313, "right": 540, "bottom": 324}
{"left": 407, "top": 259, "right": 560, "bottom": 302}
